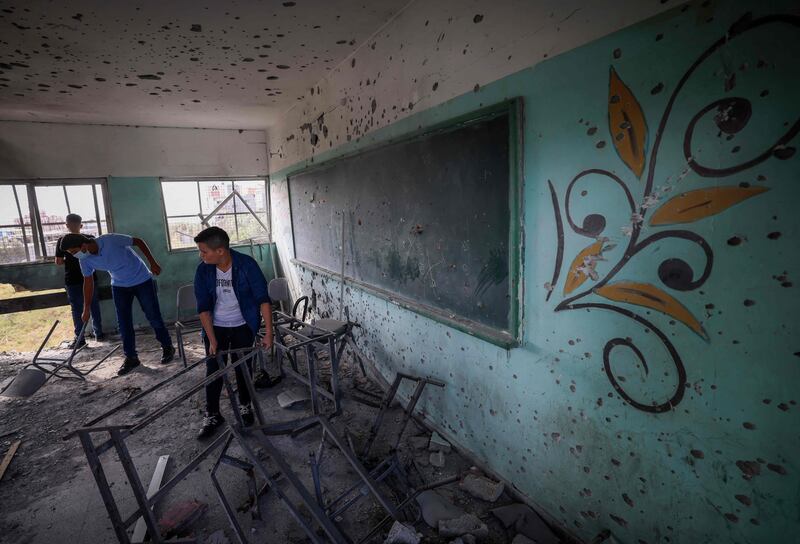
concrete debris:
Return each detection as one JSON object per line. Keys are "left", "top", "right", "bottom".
{"left": 416, "top": 490, "right": 465, "bottom": 528}
{"left": 408, "top": 435, "right": 429, "bottom": 450}
{"left": 158, "top": 500, "right": 208, "bottom": 538}
{"left": 429, "top": 431, "right": 452, "bottom": 453}
{"left": 491, "top": 503, "right": 559, "bottom": 544}
{"left": 277, "top": 388, "right": 310, "bottom": 409}
{"left": 450, "top": 535, "right": 477, "bottom": 544}
{"left": 384, "top": 520, "right": 420, "bottom": 544}
{"left": 430, "top": 450, "right": 446, "bottom": 467}
{"left": 439, "top": 513, "right": 489, "bottom": 539}
{"left": 460, "top": 473, "right": 504, "bottom": 502}
{"left": 511, "top": 535, "right": 537, "bottom": 544}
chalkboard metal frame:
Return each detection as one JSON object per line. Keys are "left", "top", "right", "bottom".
{"left": 289, "top": 99, "right": 523, "bottom": 348}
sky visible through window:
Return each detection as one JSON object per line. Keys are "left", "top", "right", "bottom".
{"left": 0, "top": 182, "right": 107, "bottom": 264}
{"left": 161, "top": 179, "right": 269, "bottom": 250}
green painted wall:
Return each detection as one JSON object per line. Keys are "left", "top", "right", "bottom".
{"left": 107, "top": 177, "right": 275, "bottom": 328}
{"left": 271, "top": 2, "right": 799, "bottom": 542}
{"left": 0, "top": 177, "right": 275, "bottom": 331}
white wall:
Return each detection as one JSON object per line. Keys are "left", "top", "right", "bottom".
{"left": 267, "top": 0, "right": 679, "bottom": 172}
{"left": 0, "top": 121, "right": 268, "bottom": 179}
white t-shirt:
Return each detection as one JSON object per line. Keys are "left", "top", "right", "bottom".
{"left": 214, "top": 267, "right": 246, "bottom": 327}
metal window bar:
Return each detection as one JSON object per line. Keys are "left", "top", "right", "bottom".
{"left": 200, "top": 190, "right": 269, "bottom": 238}
{"left": 231, "top": 181, "right": 240, "bottom": 240}
{"left": 63, "top": 185, "right": 71, "bottom": 214}
{"left": 92, "top": 184, "right": 103, "bottom": 235}
{"left": 25, "top": 183, "right": 43, "bottom": 259}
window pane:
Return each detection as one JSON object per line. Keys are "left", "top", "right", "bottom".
{"left": 15, "top": 185, "right": 31, "bottom": 228}
{"left": 236, "top": 213, "right": 269, "bottom": 242}
{"left": 162, "top": 181, "right": 200, "bottom": 217}
{"left": 199, "top": 181, "right": 235, "bottom": 215}
{"left": 35, "top": 186, "right": 69, "bottom": 225}
{"left": 0, "top": 186, "right": 21, "bottom": 225}
{"left": 234, "top": 180, "right": 268, "bottom": 212}
{"left": 0, "top": 226, "right": 29, "bottom": 264}
{"left": 206, "top": 213, "right": 238, "bottom": 238}
{"left": 41, "top": 223, "right": 63, "bottom": 257}
{"left": 81, "top": 220, "right": 101, "bottom": 238}
{"left": 95, "top": 185, "right": 107, "bottom": 222}
{"left": 167, "top": 216, "right": 203, "bottom": 250}
{"left": 65, "top": 185, "right": 97, "bottom": 222}
{"left": 101, "top": 220, "right": 108, "bottom": 234}
{"left": 24, "top": 226, "right": 36, "bottom": 260}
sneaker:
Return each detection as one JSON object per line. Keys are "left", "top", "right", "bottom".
{"left": 160, "top": 345, "right": 176, "bottom": 364}
{"left": 239, "top": 404, "right": 255, "bottom": 426}
{"left": 68, "top": 337, "right": 88, "bottom": 350}
{"left": 117, "top": 357, "right": 141, "bottom": 376}
{"left": 93, "top": 333, "right": 106, "bottom": 341}
{"left": 197, "top": 413, "right": 225, "bottom": 440}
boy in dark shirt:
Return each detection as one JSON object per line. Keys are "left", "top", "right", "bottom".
{"left": 55, "top": 214, "right": 104, "bottom": 348}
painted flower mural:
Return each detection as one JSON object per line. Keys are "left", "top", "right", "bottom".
{"left": 547, "top": 13, "right": 799, "bottom": 413}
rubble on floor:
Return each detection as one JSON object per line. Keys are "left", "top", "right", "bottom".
{"left": 461, "top": 473, "right": 505, "bottom": 503}
{"left": 0, "top": 328, "right": 569, "bottom": 543}
{"left": 384, "top": 520, "right": 421, "bottom": 544}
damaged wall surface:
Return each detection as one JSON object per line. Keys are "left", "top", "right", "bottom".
{"left": 267, "top": 0, "right": 677, "bottom": 172}
{"left": 0, "top": 122, "right": 267, "bottom": 179}
{"left": 0, "top": 123, "right": 273, "bottom": 328}
{"left": 268, "top": 1, "right": 800, "bottom": 543}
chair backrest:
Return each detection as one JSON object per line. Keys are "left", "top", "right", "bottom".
{"left": 268, "top": 278, "right": 291, "bottom": 304}
{"left": 175, "top": 284, "right": 197, "bottom": 322}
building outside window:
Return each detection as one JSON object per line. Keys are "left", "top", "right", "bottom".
{"left": 160, "top": 178, "right": 270, "bottom": 251}
{"left": 0, "top": 180, "right": 110, "bottom": 265}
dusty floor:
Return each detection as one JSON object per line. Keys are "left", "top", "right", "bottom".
{"left": 0, "top": 328, "right": 562, "bottom": 544}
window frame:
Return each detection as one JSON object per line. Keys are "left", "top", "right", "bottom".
{"left": 159, "top": 177, "right": 271, "bottom": 253}
{"left": 0, "top": 178, "right": 112, "bottom": 267}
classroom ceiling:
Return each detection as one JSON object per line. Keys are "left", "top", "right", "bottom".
{"left": 0, "top": 0, "right": 408, "bottom": 129}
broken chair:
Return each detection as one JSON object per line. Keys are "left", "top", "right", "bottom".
{"left": 2, "top": 320, "right": 121, "bottom": 398}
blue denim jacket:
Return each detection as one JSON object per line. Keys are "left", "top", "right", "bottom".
{"left": 194, "top": 249, "right": 271, "bottom": 335}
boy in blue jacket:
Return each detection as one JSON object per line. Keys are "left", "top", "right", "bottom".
{"left": 193, "top": 226, "right": 273, "bottom": 439}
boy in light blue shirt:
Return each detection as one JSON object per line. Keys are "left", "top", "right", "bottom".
{"left": 59, "top": 233, "right": 175, "bottom": 375}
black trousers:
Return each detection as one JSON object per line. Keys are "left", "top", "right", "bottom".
{"left": 203, "top": 324, "right": 254, "bottom": 415}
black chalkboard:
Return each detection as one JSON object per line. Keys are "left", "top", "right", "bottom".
{"left": 289, "top": 107, "right": 515, "bottom": 335}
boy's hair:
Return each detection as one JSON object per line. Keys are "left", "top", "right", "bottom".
{"left": 60, "top": 233, "right": 92, "bottom": 251}
{"left": 66, "top": 213, "right": 82, "bottom": 224}
{"left": 194, "top": 226, "right": 230, "bottom": 250}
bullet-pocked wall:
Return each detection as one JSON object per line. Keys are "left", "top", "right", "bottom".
{"left": 268, "top": 1, "right": 800, "bottom": 542}
{"left": 0, "top": 122, "right": 273, "bottom": 329}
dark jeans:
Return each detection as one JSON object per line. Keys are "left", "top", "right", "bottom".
{"left": 65, "top": 283, "right": 103, "bottom": 338}
{"left": 112, "top": 278, "right": 173, "bottom": 359}
{"left": 203, "top": 324, "right": 254, "bottom": 415}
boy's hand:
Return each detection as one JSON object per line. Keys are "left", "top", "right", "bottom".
{"left": 81, "top": 307, "right": 91, "bottom": 323}
{"left": 261, "top": 334, "right": 273, "bottom": 350}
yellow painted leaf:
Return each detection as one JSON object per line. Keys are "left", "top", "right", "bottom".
{"left": 563, "top": 240, "right": 603, "bottom": 295}
{"left": 595, "top": 281, "right": 707, "bottom": 339}
{"left": 650, "top": 185, "right": 769, "bottom": 226}
{"left": 608, "top": 67, "right": 648, "bottom": 179}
